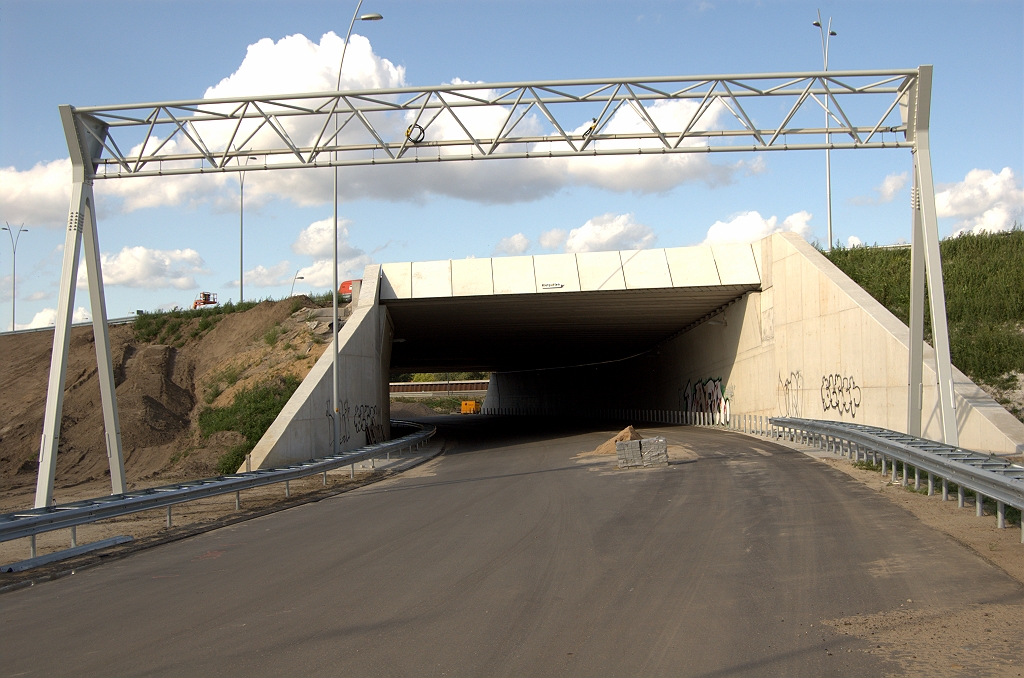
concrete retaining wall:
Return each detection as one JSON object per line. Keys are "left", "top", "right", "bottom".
{"left": 484, "top": 233, "right": 1024, "bottom": 456}
{"left": 243, "top": 265, "right": 392, "bottom": 470}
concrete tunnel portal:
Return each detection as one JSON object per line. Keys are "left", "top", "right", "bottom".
{"left": 379, "top": 245, "right": 762, "bottom": 415}
{"left": 244, "top": 232, "right": 1024, "bottom": 470}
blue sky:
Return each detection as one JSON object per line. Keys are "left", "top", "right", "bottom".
{"left": 1, "top": 0, "right": 1021, "bottom": 329}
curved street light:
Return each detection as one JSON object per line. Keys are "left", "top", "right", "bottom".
{"left": 289, "top": 271, "right": 305, "bottom": 298}
{"left": 332, "top": 1, "right": 383, "bottom": 457}
{"left": 813, "top": 10, "right": 838, "bottom": 250}
{"left": 3, "top": 222, "right": 28, "bottom": 331}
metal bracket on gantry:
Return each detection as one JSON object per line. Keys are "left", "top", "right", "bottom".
{"left": 37, "top": 66, "right": 961, "bottom": 507}
{"left": 35, "top": 106, "right": 126, "bottom": 508}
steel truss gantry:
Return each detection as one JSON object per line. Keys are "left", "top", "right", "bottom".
{"left": 38, "top": 66, "right": 955, "bottom": 506}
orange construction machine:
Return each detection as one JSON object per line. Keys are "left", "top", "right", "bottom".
{"left": 339, "top": 279, "right": 361, "bottom": 303}
{"left": 192, "top": 292, "right": 218, "bottom": 309}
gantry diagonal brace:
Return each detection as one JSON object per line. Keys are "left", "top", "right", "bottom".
{"left": 35, "top": 107, "right": 126, "bottom": 508}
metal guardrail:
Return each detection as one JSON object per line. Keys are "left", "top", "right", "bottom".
{"left": 0, "top": 420, "right": 435, "bottom": 544}
{"left": 0, "top": 316, "right": 136, "bottom": 337}
{"left": 762, "top": 416, "right": 1024, "bottom": 540}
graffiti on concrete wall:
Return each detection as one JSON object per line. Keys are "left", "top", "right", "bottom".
{"left": 681, "top": 377, "right": 731, "bottom": 424}
{"left": 354, "top": 403, "right": 386, "bottom": 444}
{"left": 326, "top": 399, "right": 353, "bottom": 446}
{"left": 820, "top": 374, "right": 862, "bottom": 418}
{"left": 778, "top": 371, "right": 803, "bottom": 417}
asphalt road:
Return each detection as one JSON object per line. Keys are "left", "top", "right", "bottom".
{"left": 2, "top": 416, "right": 1021, "bottom": 677}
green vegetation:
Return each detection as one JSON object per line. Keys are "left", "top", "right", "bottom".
{"left": 133, "top": 300, "right": 262, "bottom": 343}
{"left": 824, "top": 228, "right": 1024, "bottom": 420}
{"left": 264, "top": 323, "right": 281, "bottom": 346}
{"left": 198, "top": 375, "right": 301, "bottom": 475}
{"left": 391, "top": 372, "right": 490, "bottom": 382}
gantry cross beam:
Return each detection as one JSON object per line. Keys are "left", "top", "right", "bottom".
{"left": 37, "top": 67, "right": 955, "bottom": 507}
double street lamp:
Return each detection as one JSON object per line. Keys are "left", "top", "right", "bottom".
{"left": 813, "top": 10, "right": 838, "bottom": 250}
{"left": 3, "top": 222, "right": 27, "bottom": 331}
{"left": 332, "top": 1, "right": 383, "bottom": 456}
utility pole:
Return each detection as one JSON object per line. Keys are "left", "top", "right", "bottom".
{"left": 813, "top": 10, "right": 837, "bottom": 250}
{"left": 3, "top": 223, "right": 28, "bottom": 331}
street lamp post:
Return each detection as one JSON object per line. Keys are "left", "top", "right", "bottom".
{"left": 813, "top": 10, "right": 837, "bottom": 250}
{"left": 289, "top": 271, "right": 305, "bottom": 298}
{"left": 238, "top": 154, "right": 258, "bottom": 304}
{"left": 332, "top": 1, "right": 383, "bottom": 457}
{"left": 2, "top": 222, "right": 27, "bottom": 331}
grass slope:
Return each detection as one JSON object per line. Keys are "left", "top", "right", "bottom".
{"left": 823, "top": 228, "right": 1024, "bottom": 421}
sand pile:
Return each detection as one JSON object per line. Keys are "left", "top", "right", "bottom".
{"left": 0, "top": 296, "right": 336, "bottom": 504}
{"left": 581, "top": 425, "right": 643, "bottom": 457}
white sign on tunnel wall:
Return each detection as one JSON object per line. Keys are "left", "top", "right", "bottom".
{"left": 680, "top": 378, "right": 731, "bottom": 425}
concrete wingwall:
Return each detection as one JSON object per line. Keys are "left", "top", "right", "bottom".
{"left": 484, "top": 233, "right": 1024, "bottom": 456}
{"left": 244, "top": 265, "right": 392, "bottom": 470}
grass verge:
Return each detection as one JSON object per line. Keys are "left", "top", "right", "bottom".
{"left": 198, "top": 375, "right": 301, "bottom": 474}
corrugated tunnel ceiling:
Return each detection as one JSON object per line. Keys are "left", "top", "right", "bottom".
{"left": 384, "top": 285, "right": 757, "bottom": 372}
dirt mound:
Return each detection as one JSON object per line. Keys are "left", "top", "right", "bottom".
{"left": 580, "top": 425, "right": 643, "bottom": 457}
{"left": 390, "top": 401, "right": 442, "bottom": 418}
{"left": 0, "top": 296, "right": 337, "bottom": 506}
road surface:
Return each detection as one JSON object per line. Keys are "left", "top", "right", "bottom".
{"left": 2, "top": 416, "right": 1021, "bottom": 676}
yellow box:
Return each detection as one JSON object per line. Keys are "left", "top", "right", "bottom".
{"left": 461, "top": 400, "right": 481, "bottom": 414}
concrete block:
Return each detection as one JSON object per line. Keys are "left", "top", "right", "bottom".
{"left": 412, "top": 260, "right": 453, "bottom": 298}
{"left": 577, "top": 251, "right": 626, "bottom": 291}
{"left": 381, "top": 262, "right": 411, "bottom": 300}
{"left": 621, "top": 249, "right": 673, "bottom": 289}
{"left": 492, "top": 256, "right": 536, "bottom": 295}
{"left": 452, "top": 258, "right": 494, "bottom": 297}
{"left": 534, "top": 253, "right": 581, "bottom": 293}
{"left": 666, "top": 246, "right": 720, "bottom": 287}
{"left": 711, "top": 243, "right": 760, "bottom": 285}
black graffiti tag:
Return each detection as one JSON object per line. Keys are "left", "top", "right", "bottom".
{"left": 820, "top": 374, "right": 862, "bottom": 418}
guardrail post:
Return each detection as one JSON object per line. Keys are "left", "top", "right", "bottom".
{"left": 901, "top": 462, "right": 908, "bottom": 487}
{"left": 30, "top": 535, "right": 36, "bottom": 558}
{"left": 927, "top": 472, "right": 934, "bottom": 496}
{"left": 235, "top": 491, "right": 240, "bottom": 510}
{"left": 891, "top": 459, "right": 897, "bottom": 484}
{"left": 881, "top": 455, "right": 887, "bottom": 476}
{"left": 285, "top": 480, "right": 290, "bottom": 498}
{"left": 957, "top": 485, "right": 965, "bottom": 508}
{"left": 996, "top": 501, "right": 1005, "bottom": 529}
{"left": 975, "top": 492, "right": 984, "bottom": 517}
{"left": 350, "top": 462, "right": 354, "bottom": 479}
{"left": 914, "top": 468, "right": 920, "bottom": 490}
{"left": 70, "top": 525, "right": 77, "bottom": 548}
{"left": 166, "top": 506, "right": 172, "bottom": 528}
{"left": 941, "top": 478, "right": 948, "bottom": 501}
{"left": 323, "top": 470, "right": 327, "bottom": 486}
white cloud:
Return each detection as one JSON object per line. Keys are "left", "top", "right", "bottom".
{"left": 703, "top": 210, "right": 813, "bottom": 245}
{"left": 851, "top": 172, "right": 908, "bottom": 205}
{"left": 539, "top": 229, "right": 568, "bottom": 250}
{"left": 237, "top": 261, "right": 292, "bottom": 288}
{"left": 25, "top": 291, "right": 49, "bottom": 302}
{"left": 291, "top": 217, "right": 363, "bottom": 260}
{"left": 0, "top": 33, "right": 758, "bottom": 220}
{"left": 78, "top": 246, "right": 208, "bottom": 290}
{"left": 296, "top": 255, "right": 374, "bottom": 288}
{"left": 494, "top": 233, "right": 530, "bottom": 256}
{"left": 20, "top": 306, "right": 90, "bottom": 330}
{"left": 289, "top": 216, "right": 372, "bottom": 287}
{"left": 565, "top": 213, "right": 655, "bottom": 253}
{"left": 0, "top": 159, "right": 72, "bottom": 226}
{"left": 847, "top": 235, "right": 864, "bottom": 248}
{"left": 936, "top": 167, "right": 1023, "bottom": 235}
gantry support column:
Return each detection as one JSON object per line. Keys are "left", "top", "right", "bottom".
{"left": 35, "top": 106, "right": 126, "bottom": 508}
{"left": 906, "top": 65, "right": 959, "bottom": 446}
